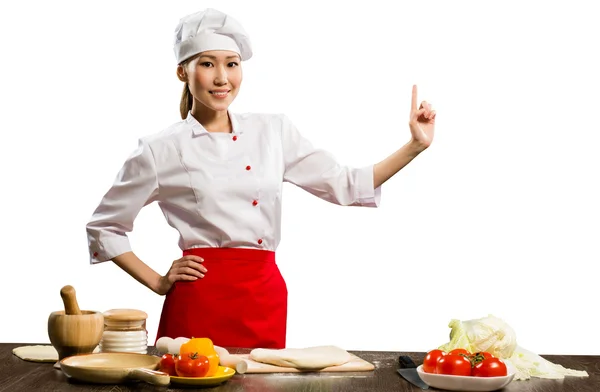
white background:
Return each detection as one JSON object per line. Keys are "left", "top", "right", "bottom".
{"left": 1, "top": 1, "right": 598, "bottom": 355}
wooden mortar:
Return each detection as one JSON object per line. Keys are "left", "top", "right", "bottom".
{"left": 48, "top": 285, "right": 104, "bottom": 360}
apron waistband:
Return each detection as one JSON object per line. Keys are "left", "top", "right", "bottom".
{"left": 183, "top": 247, "right": 275, "bottom": 262}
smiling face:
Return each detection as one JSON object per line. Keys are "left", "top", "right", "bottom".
{"left": 178, "top": 50, "right": 242, "bottom": 113}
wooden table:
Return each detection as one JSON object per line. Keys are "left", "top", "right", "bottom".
{"left": 1, "top": 343, "right": 598, "bottom": 391}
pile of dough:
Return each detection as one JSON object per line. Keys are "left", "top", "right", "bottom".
{"left": 249, "top": 345, "right": 351, "bottom": 370}
{"left": 12, "top": 345, "right": 58, "bottom": 362}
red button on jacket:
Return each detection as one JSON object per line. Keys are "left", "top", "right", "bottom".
{"left": 258, "top": 239, "right": 263, "bottom": 245}
{"left": 246, "top": 165, "right": 251, "bottom": 170}
{"left": 232, "top": 135, "right": 238, "bottom": 141}
{"left": 252, "top": 200, "right": 258, "bottom": 206}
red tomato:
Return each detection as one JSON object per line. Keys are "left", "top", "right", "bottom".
{"left": 159, "top": 354, "right": 177, "bottom": 376}
{"left": 436, "top": 354, "right": 472, "bottom": 376}
{"left": 448, "top": 348, "right": 470, "bottom": 357}
{"left": 422, "top": 349, "right": 446, "bottom": 373}
{"left": 469, "top": 351, "right": 494, "bottom": 366}
{"left": 472, "top": 358, "right": 508, "bottom": 377}
{"left": 176, "top": 353, "right": 210, "bottom": 377}
{"left": 475, "top": 351, "right": 494, "bottom": 360}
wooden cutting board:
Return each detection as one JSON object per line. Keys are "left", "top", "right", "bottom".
{"left": 233, "top": 353, "right": 375, "bottom": 373}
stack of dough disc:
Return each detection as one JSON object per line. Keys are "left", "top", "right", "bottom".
{"left": 99, "top": 309, "right": 148, "bottom": 354}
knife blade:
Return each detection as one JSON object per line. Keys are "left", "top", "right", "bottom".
{"left": 397, "top": 355, "right": 429, "bottom": 389}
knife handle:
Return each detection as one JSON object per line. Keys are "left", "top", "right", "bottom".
{"left": 398, "top": 355, "right": 418, "bottom": 369}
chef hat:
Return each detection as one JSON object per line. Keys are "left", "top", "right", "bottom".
{"left": 173, "top": 8, "right": 253, "bottom": 64}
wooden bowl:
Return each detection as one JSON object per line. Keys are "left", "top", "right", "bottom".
{"left": 48, "top": 310, "right": 104, "bottom": 360}
{"left": 60, "top": 352, "right": 169, "bottom": 385}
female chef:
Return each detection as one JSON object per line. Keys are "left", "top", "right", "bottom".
{"left": 86, "top": 8, "right": 436, "bottom": 349}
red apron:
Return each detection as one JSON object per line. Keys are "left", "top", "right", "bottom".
{"left": 155, "top": 248, "right": 287, "bottom": 349}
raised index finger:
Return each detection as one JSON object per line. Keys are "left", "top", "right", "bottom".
{"left": 411, "top": 85, "right": 418, "bottom": 111}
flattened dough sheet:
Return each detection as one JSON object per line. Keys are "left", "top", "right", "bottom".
{"left": 250, "top": 345, "right": 351, "bottom": 369}
{"left": 12, "top": 345, "right": 58, "bottom": 362}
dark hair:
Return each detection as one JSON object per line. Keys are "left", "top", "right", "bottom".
{"left": 178, "top": 56, "right": 197, "bottom": 119}
{"left": 180, "top": 82, "right": 193, "bottom": 120}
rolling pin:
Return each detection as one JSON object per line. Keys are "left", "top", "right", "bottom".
{"left": 214, "top": 346, "right": 248, "bottom": 374}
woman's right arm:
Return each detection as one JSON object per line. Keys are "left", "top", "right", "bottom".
{"left": 86, "top": 138, "right": 205, "bottom": 295}
{"left": 113, "top": 251, "right": 206, "bottom": 295}
{"left": 112, "top": 251, "right": 163, "bottom": 293}
{"left": 87, "top": 139, "right": 159, "bottom": 265}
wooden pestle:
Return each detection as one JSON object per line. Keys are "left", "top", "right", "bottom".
{"left": 60, "top": 285, "right": 82, "bottom": 315}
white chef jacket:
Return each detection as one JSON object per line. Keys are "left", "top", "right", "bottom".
{"left": 86, "top": 111, "right": 382, "bottom": 264}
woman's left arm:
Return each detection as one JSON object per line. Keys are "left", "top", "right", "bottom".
{"left": 373, "top": 85, "right": 436, "bottom": 188}
{"left": 280, "top": 85, "right": 435, "bottom": 206}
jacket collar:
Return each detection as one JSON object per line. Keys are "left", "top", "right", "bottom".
{"left": 186, "top": 110, "right": 241, "bottom": 136}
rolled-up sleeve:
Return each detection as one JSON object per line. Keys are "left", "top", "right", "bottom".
{"left": 279, "top": 114, "right": 381, "bottom": 207}
{"left": 86, "top": 139, "right": 159, "bottom": 264}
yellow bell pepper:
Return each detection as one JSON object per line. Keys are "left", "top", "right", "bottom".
{"left": 179, "top": 337, "right": 220, "bottom": 377}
